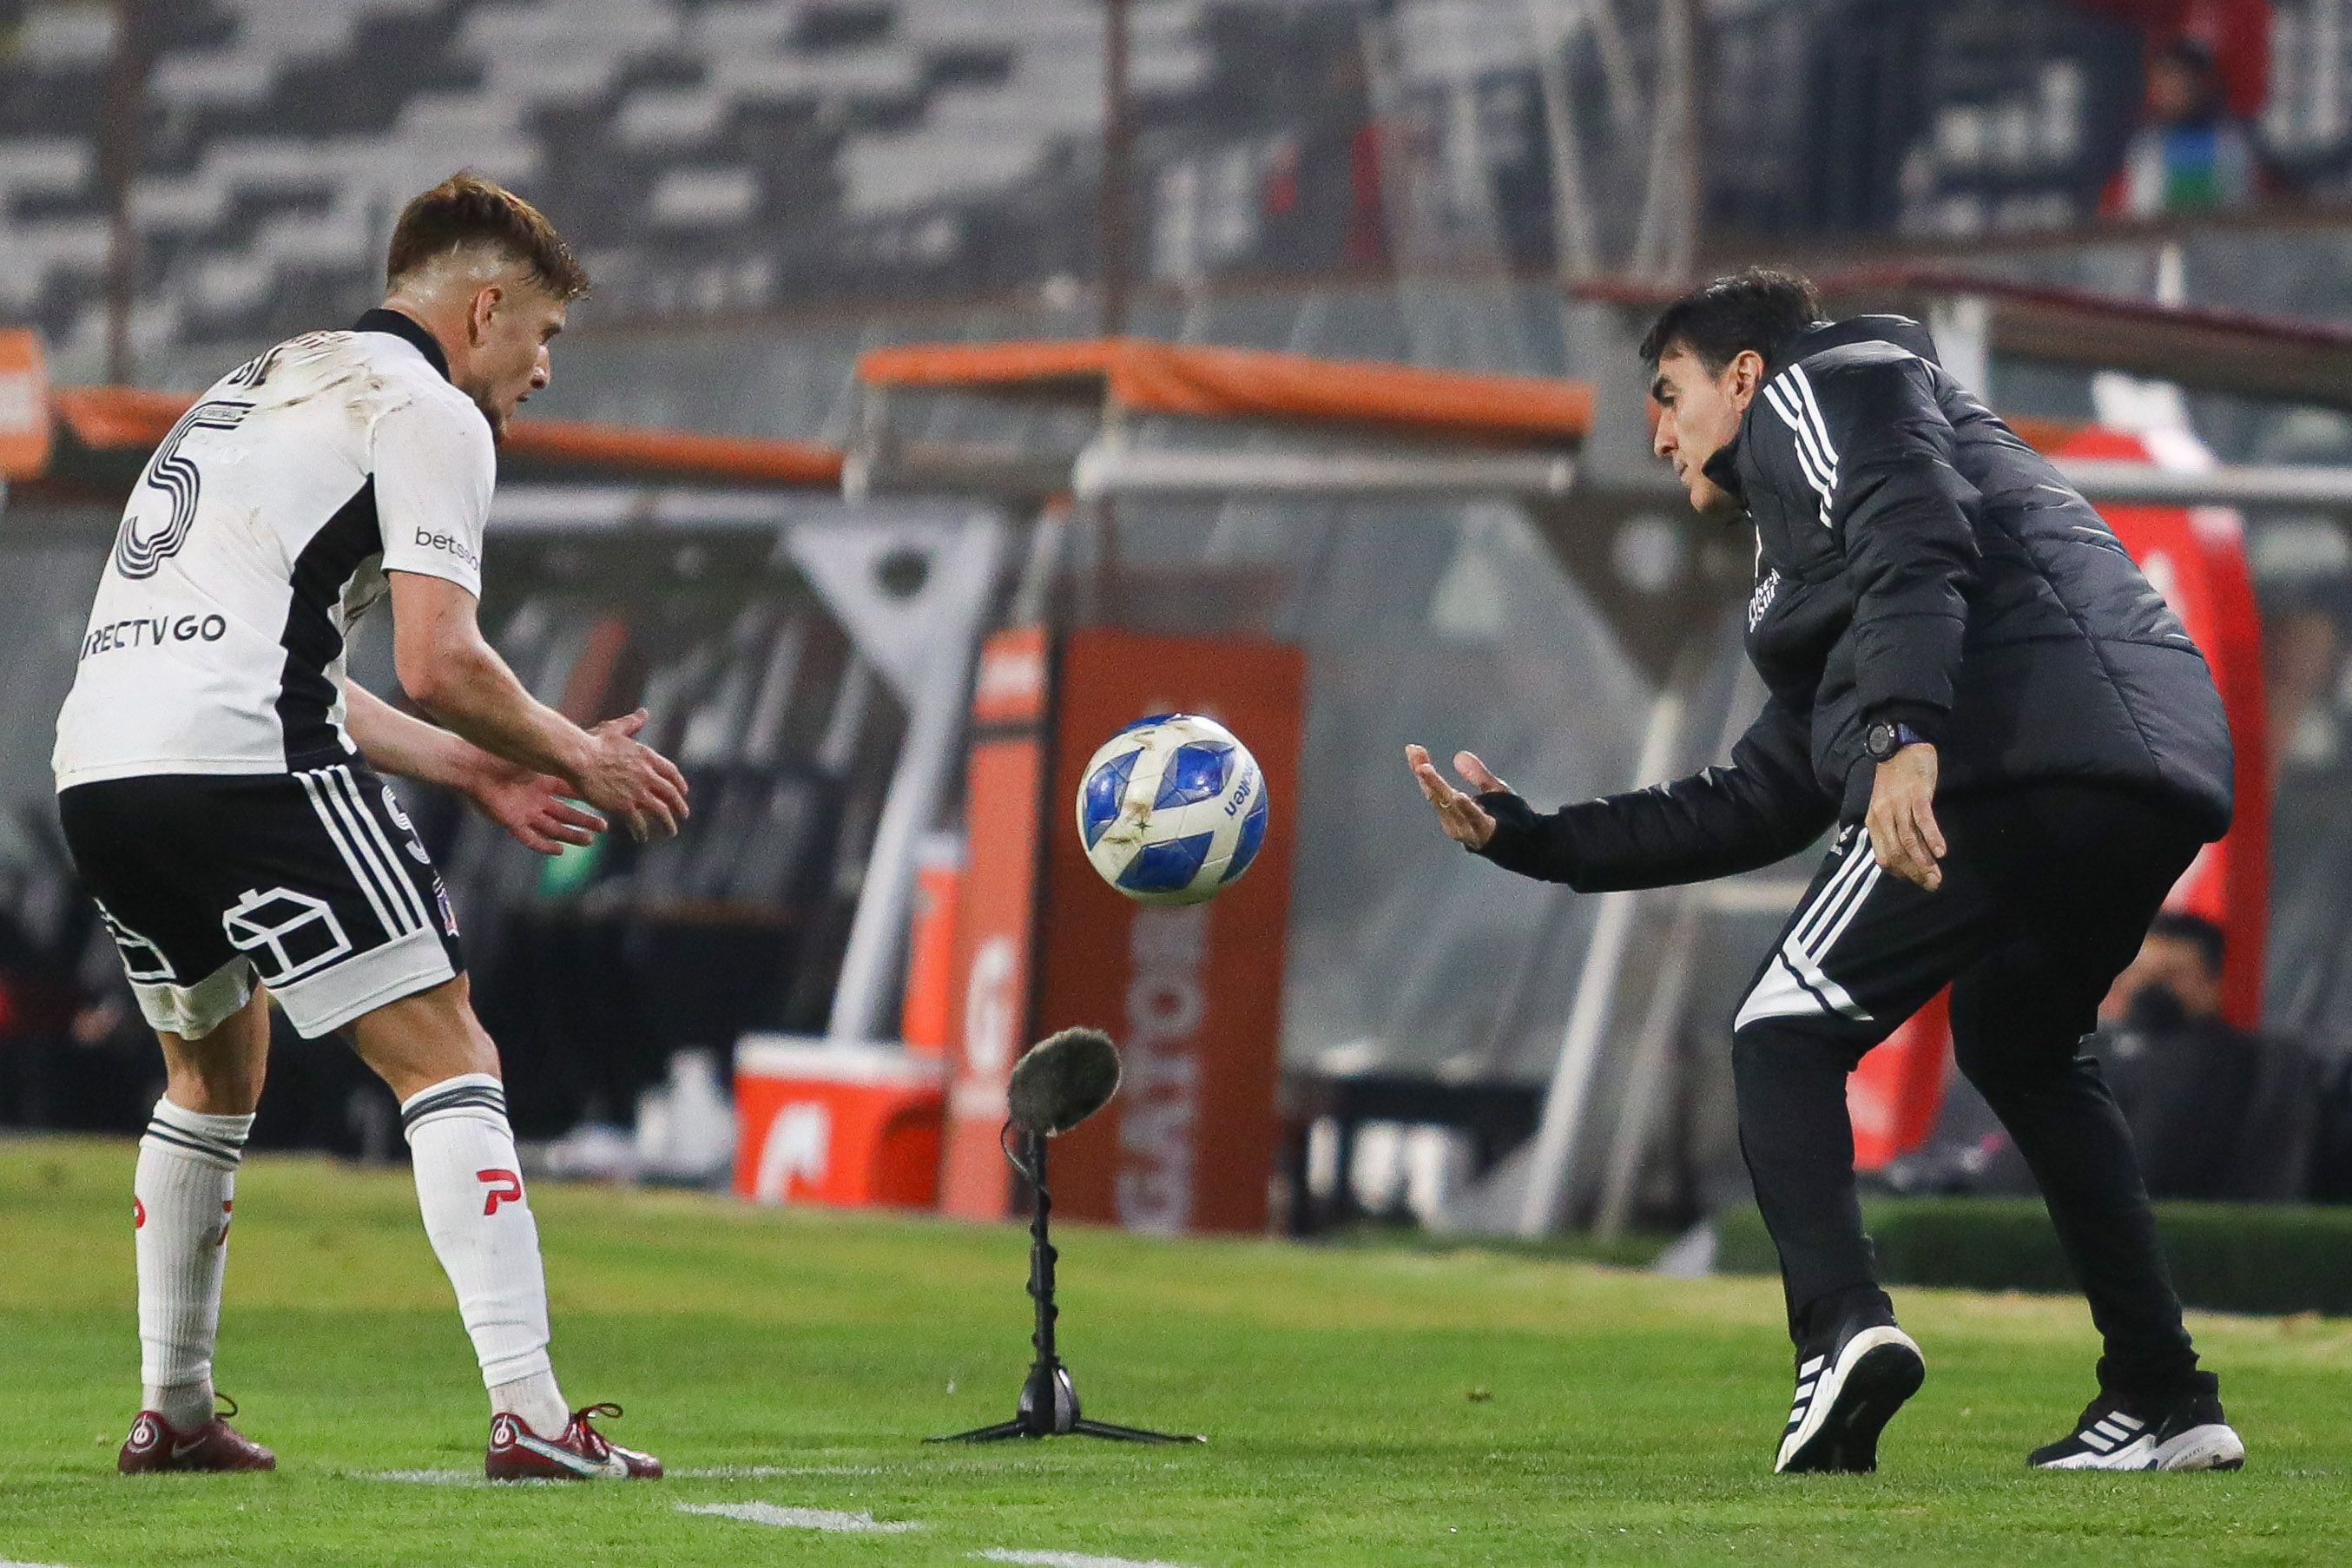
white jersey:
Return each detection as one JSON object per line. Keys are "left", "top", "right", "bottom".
{"left": 53, "top": 313, "right": 493, "bottom": 788}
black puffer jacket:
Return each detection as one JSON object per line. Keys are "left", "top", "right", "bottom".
{"left": 1479, "top": 314, "right": 2235, "bottom": 892}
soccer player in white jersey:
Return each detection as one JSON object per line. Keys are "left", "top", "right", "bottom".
{"left": 53, "top": 173, "right": 689, "bottom": 1481}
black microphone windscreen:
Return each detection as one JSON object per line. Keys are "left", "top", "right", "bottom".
{"left": 1006, "top": 1027, "right": 1123, "bottom": 1136}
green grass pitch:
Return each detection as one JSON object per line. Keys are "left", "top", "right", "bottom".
{"left": 3, "top": 1136, "right": 2349, "bottom": 1567}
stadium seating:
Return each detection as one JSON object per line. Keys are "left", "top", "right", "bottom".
{"left": 0, "top": 0, "right": 1219, "bottom": 368}
{"left": 23, "top": 1, "right": 2352, "bottom": 374}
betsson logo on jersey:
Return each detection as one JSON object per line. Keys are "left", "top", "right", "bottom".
{"left": 82, "top": 612, "right": 227, "bottom": 661}
{"left": 412, "top": 527, "right": 481, "bottom": 576}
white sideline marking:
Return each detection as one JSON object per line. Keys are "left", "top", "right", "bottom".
{"left": 679, "top": 1501, "right": 919, "bottom": 1534}
{"left": 364, "top": 1463, "right": 883, "bottom": 1484}
{"left": 2, "top": 1559, "right": 75, "bottom": 1566}
{"left": 675, "top": 1465, "right": 884, "bottom": 1479}
{"left": 978, "top": 1552, "right": 1204, "bottom": 1568}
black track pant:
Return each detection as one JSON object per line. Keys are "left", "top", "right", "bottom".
{"left": 1732, "top": 781, "right": 2207, "bottom": 1398}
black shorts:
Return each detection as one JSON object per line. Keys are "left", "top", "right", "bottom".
{"left": 58, "top": 761, "right": 464, "bottom": 1040}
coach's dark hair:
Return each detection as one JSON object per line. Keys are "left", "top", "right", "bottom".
{"left": 2146, "top": 911, "right": 2226, "bottom": 976}
{"left": 1637, "top": 267, "right": 1822, "bottom": 377}
{"left": 386, "top": 171, "right": 590, "bottom": 300}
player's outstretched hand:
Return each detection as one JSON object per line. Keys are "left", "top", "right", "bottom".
{"left": 575, "top": 708, "right": 692, "bottom": 841}
{"left": 471, "top": 757, "right": 607, "bottom": 855}
{"left": 1407, "top": 743, "right": 1508, "bottom": 850}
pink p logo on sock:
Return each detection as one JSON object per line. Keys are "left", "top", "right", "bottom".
{"left": 477, "top": 1169, "right": 524, "bottom": 1216}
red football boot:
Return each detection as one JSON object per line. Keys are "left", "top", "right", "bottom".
{"left": 484, "top": 1403, "right": 662, "bottom": 1481}
{"left": 118, "top": 1397, "right": 276, "bottom": 1474}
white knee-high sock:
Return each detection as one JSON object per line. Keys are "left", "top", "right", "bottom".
{"left": 135, "top": 1098, "right": 254, "bottom": 1431}
{"left": 399, "top": 1073, "right": 568, "bottom": 1435}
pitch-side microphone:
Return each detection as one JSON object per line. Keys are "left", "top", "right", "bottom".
{"left": 932, "top": 1023, "right": 1198, "bottom": 1445}
{"left": 1005, "top": 1026, "right": 1123, "bottom": 1136}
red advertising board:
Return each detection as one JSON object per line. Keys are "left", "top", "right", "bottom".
{"left": 1034, "top": 630, "right": 1303, "bottom": 1235}
{"left": 2071, "top": 430, "right": 2270, "bottom": 1029}
{"left": 938, "top": 626, "right": 1304, "bottom": 1231}
{"left": 937, "top": 628, "right": 1051, "bottom": 1219}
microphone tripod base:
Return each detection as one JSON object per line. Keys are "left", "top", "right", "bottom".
{"left": 929, "top": 1361, "right": 1202, "bottom": 1446}
{"left": 932, "top": 1122, "right": 1202, "bottom": 1446}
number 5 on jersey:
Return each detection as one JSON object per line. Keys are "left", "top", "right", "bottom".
{"left": 115, "top": 400, "right": 253, "bottom": 579}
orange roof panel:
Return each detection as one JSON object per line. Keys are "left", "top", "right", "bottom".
{"left": 857, "top": 337, "right": 1591, "bottom": 446}
{"left": 46, "top": 386, "right": 840, "bottom": 490}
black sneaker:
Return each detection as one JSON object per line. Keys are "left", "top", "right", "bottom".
{"left": 1775, "top": 1316, "right": 1926, "bottom": 1474}
{"left": 2028, "top": 1385, "right": 2243, "bottom": 1471}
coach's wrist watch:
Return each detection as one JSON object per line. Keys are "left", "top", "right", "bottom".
{"left": 1864, "top": 721, "right": 1928, "bottom": 763}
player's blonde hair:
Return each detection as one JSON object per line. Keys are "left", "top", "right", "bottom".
{"left": 386, "top": 172, "right": 590, "bottom": 300}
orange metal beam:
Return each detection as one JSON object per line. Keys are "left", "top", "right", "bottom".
{"left": 47, "top": 385, "right": 843, "bottom": 490}
{"left": 857, "top": 337, "right": 1594, "bottom": 446}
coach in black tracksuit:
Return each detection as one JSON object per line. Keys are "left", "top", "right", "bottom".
{"left": 1409, "top": 270, "right": 2246, "bottom": 1474}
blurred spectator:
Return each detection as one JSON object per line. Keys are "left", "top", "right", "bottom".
{"left": 2265, "top": 601, "right": 2342, "bottom": 776}
{"left": 2077, "top": 0, "right": 2271, "bottom": 120}
{"left": 2101, "top": 36, "right": 2268, "bottom": 215}
{"left": 1258, "top": 44, "right": 1387, "bottom": 271}
{"left": 2095, "top": 912, "right": 2320, "bottom": 1198}
{"left": 1887, "top": 912, "right": 2321, "bottom": 1201}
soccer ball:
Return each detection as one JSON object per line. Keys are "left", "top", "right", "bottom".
{"left": 1075, "top": 713, "right": 1269, "bottom": 906}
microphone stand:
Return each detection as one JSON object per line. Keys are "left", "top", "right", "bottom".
{"left": 929, "top": 1124, "right": 1201, "bottom": 1444}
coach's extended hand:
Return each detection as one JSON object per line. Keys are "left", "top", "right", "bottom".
{"left": 1407, "top": 743, "right": 1509, "bottom": 850}
{"left": 1866, "top": 742, "right": 1947, "bottom": 892}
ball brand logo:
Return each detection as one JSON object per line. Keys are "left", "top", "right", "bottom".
{"left": 477, "top": 1169, "right": 524, "bottom": 1216}
{"left": 1116, "top": 905, "right": 1208, "bottom": 1233}
{"left": 1223, "top": 772, "right": 1255, "bottom": 818}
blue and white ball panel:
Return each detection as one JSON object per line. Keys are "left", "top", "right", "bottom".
{"left": 1079, "top": 745, "right": 1138, "bottom": 851}
{"left": 1151, "top": 739, "right": 1235, "bottom": 809}
{"left": 1074, "top": 714, "right": 1267, "bottom": 906}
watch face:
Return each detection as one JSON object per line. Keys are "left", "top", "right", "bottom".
{"left": 1867, "top": 722, "right": 1894, "bottom": 761}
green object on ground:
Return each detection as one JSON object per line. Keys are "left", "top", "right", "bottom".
{"left": 1716, "top": 1196, "right": 2352, "bottom": 1317}
{"left": 2, "top": 1137, "right": 2348, "bottom": 1567}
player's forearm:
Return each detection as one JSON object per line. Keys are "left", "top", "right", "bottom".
{"left": 399, "top": 641, "right": 591, "bottom": 787}
{"left": 343, "top": 680, "right": 491, "bottom": 791}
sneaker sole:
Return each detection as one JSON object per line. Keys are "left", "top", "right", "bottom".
{"left": 1776, "top": 1329, "right": 1926, "bottom": 1475}
{"left": 2032, "top": 1420, "right": 2244, "bottom": 1472}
